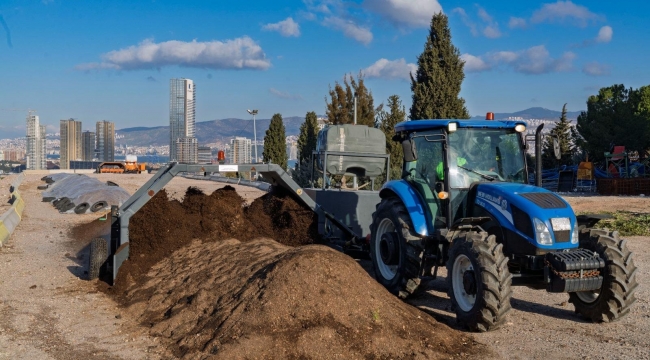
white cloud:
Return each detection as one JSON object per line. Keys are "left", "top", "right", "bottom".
{"left": 363, "top": 0, "right": 443, "bottom": 28}
{"left": 363, "top": 58, "right": 416, "bottom": 80}
{"left": 262, "top": 17, "right": 301, "bottom": 37}
{"left": 460, "top": 54, "right": 490, "bottom": 72}
{"left": 462, "top": 45, "right": 576, "bottom": 74}
{"left": 531, "top": 1, "right": 601, "bottom": 27}
{"left": 583, "top": 62, "right": 610, "bottom": 76}
{"left": 75, "top": 37, "right": 271, "bottom": 71}
{"left": 508, "top": 17, "right": 527, "bottom": 29}
{"left": 269, "top": 88, "right": 303, "bottom": 100}
{"left": 483, "top": 25, "right": 501, "bottom": 38}
{"left": 596, "top": 25, "right": 612, "bottom": 43}
{"left": 453, "top": 6, "right": 501, "bottom": 38}
{"left": 322, "top": 16, "right": 373, "bottom": 44}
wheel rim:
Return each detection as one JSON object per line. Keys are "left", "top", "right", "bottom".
{"left": 375, "top": 218, "right": 398, "bottom": 281}
{"left": 576, "top": 290, "right": 600, "bottom": 304}
{"left": 452, "top": 254, "right": 476, "bottom": 312}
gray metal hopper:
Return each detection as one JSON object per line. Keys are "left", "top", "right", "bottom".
{"left": 315, "top": 124, "right": 386, "bottom": 178}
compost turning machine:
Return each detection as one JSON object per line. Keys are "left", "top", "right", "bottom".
{"left": 90, "top": 117, "right": 637, "bottom": 332}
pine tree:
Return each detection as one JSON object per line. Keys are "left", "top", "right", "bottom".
{"left": 262, "top": 113, "right": 288, "bottom": 169}
{"left": 376, "top": 95, "right": 406, "bottom": 181}
{"left": 542, "top": 103, "right": 574, "bottom": 168}
{"left": 326, "top": 72, "right": 375, "bottom": 127}
{"left": 410, "top": 12, "right": 470, "bottom": 120}
{"left": 297, "top": 111, "right": 319, "bottom": 163}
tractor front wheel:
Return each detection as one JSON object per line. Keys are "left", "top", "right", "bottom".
{"left": 569, "top": 229, "right": 638, "bottom": 322}
{"left": 447, "top": 231, "right": 513, "bottom": 332}
{"left": 369, "top": 197, "right": 423, "bottom": 299}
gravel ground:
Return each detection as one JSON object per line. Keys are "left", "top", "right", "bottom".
{"left": 0, "top": 173, "right": 648, "bottom": 359}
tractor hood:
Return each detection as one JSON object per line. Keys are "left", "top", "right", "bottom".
{"left": 473, "top": 182, "right": 578, "bottom": 250}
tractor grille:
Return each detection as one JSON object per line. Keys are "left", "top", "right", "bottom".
{"left": 511, "top": 205, "right": 534, "bottom": 238}
{"left": 520, "top": 193, "right": 567, "bottom": 209}
{"left": 554, "top": 230, "right": 571, "bottom": 243}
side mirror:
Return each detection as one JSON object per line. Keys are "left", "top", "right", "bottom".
{"left": 402, "top": 138, "right": 418, "bottom": 162}
{"left": 553, "top": 137, "right": 561, "bottom": 160}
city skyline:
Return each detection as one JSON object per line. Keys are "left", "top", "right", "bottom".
{"left": 1, "top": 0, "right": 647, "bottom": 134}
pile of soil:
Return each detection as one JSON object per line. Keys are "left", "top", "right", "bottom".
{"left": 121, "top": 239, "right": 487, "bottom": 359}
{"left": 114, "top": 186, "right": 319, "bottom": 295}
{"left": 96, "top": 185, "right": 487, "bottom": 358}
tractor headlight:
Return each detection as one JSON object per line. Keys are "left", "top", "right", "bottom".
{"left": 571, "top": 226, "right": 579, "bottom": 244}
{"left": 533, "top": 218, "right": 553, "bottom": 245}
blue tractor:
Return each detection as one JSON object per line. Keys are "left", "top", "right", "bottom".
{"left": 370, "top": 117, "right": 638, "bottom": 331}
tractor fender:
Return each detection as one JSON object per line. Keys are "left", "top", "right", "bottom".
{"left": 379, "top": 180, "right": 431, "bottom": 237}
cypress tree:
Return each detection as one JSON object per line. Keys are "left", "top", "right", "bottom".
{"left": 410, "top": 12, "right": 470, "bottom": 120}
{"left": 263, "top": 113, "right": 288, "bottom": 169}
{"left": 542, "top": 104, "right": 574, "bottom": 167}
{"left": 376, "top": 95, "right": 406, "bottom": 180}
{"left": 297, "top": 111, "right": 319, "bottom": 163}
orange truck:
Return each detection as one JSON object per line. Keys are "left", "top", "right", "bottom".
{"left": 97, "top": 155, "right": 146, "bottom": 174}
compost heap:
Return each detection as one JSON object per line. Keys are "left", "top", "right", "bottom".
{"left": 108, "top": 186, "right": 486, "bottom": 359}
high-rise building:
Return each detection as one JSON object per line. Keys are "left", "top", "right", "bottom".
{"left": 96, "top": 120, "right": 115, "bottom": 161}
{"left": 60, "top": 119, "right": 82, "bottom": 169}
{"left": 198, "top": 146, "right": 211, "bottom": 164}
{"left": 26, "top": 114, "right": 46, "bottom": 170}
{"left": 176, "top": 137, "right": 198, "bottom": 164}
{"left": 230, "top": 137, "right": 252, "bottom": 164}
{"left": 82, "top": 131, "right": 96, "bottom": 161}
{"left": 39, "top": 125, "right": 46, "bottom": 169}
{"left": 169, "top": 78, "right": 196, "bottom": 162}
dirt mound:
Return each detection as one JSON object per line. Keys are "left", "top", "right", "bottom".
{"left": 113, "top": 186, "right": 319, "bottom": 295}
{"left": 120, "top": 239, "right": 487, "bottom": 359}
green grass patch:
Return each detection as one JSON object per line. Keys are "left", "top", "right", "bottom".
{"left": 579, "top": 211, "right": 650, "bottom": 236}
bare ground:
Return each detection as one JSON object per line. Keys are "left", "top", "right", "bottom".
{"left": 0, "top": 173, "right": 648, "bottom": 359}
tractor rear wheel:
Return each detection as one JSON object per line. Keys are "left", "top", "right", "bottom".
{"left": 447, "top": 231, "right": 512, "bottom": 332}
{"left": 369, "top": 197, "right": 423, "bottom": 299}
{"left": 569, "top": 229, "right": 638, "bottom": 322}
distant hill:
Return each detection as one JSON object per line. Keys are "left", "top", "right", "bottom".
{"left": 116, "top": 116, "right": 307, "bottom": 147}
{"left": 471, "top": 107, "right": 583, "bottom": 121}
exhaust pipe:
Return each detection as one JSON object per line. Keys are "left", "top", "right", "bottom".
{"left": 535, "top": 124, "right": 544, "bottom": 187}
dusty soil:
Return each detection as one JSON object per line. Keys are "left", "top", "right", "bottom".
{"left": 563, "top": 194, "right": 650, "bottom": 213}
{"left": 1, "top": 173, "right": 649, "bottom": 359}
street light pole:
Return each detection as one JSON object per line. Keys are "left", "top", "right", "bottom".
{"left": 247, "top": 109, "right": 259, "bottom": 163}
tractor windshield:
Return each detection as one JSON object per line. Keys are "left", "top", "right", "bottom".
{"left": 447, "top": 128, "right": 526, "bottom": 188}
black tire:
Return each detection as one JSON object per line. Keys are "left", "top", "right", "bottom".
{"left": 74, "top": 202, "right": 90, "bottom": 214}
{"left": 369, "top": 197, "right": 423, "bottom": 299}
{"left": 42, "top": 197, "right": 55, "bottom": 202}
{"left": 90, "top": 201, "right": 108, "bottom": 212}
{"left": 37, "top": 185, "right": 49, "bottom": 190}
{"left": 45, "top": 177, "right": 54, "bottom": 184}
{"left": 59, "top": 202, "right": 75, "bottom": 212}
{"left": 88, "top": 238, "right": 108, "bottom": 280}
{"left": 569, "top": 229, "right": 638, "bottom": 322}
{"left": 106, "top": 181, "right": 118, "bottom": 187}
{"left": 57, "top": 197, "right": 71, "bottom": 206}
{"left": 447, "top": 231, "right": 513, "bottom": 332}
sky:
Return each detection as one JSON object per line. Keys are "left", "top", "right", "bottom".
{"left": 0, "top": 0, "right": 648, "bottom": 134}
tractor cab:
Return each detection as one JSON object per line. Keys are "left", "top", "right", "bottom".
{"left": 394, "top": 118, "right": 528, "bottom": 231}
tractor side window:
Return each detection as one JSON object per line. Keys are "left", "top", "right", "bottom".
{"left": 411, "top": 134, "right": 444, "bottom": 187}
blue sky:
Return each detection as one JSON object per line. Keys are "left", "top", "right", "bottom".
{"left": 0, "top": 0, "right": 648, "bottom": 134}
